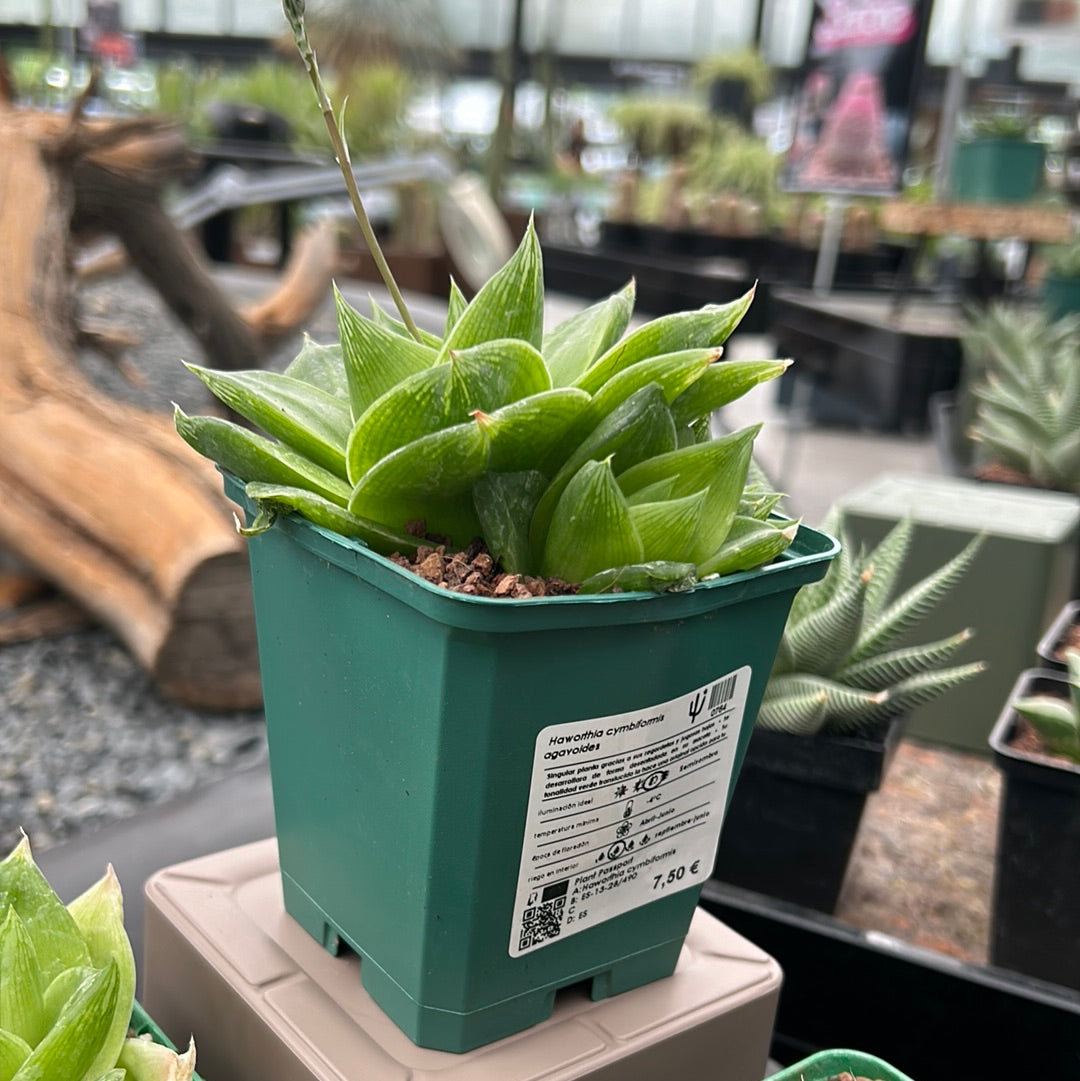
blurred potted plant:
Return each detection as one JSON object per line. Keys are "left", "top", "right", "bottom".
{"left": 170, "top": 0, "right": 838, "bottom": 1054}
{"left": 951, "top": 109, "right": 1046, "bottom": 204}
{"left": 692, "top": 47, "right": 773, "bottom": 130}
{"left": 0, "top": 834, "right": 198, "bottom": 1080}
{"left": 989, "top": 651, "right": 1080, "bottom": 990}
{"left": 711, "top": 510, "right": 984, "bottom": 912}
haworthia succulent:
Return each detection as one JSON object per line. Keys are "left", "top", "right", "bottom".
{"left": 283, "top": 336, "right": 350, "bottom": 402}
{"left": 473, "top": 471, "right": 548, "bottom": 575}
{"left": 0, "top": 910, "right": 45, "bottom": 1048}
{"left": 174, "top": 407, "right": 352, "bottom": 507}
{"left": 541, "top": 459, "right": 644, "bottom": 581}
{"left": 476, "top": 388, "right": 591, "bottom": 474}
{"left": 697, "top": 516, "right": 799, "bottom": 578}
{"left": 440, "top": 220, "right": 544, "bottom": 355}
{"left": 578, "top": 561, "right": 698, "bottom": 595}
{"left": 117, "top": 1034, "right": 197, "bottom": 1081}
{"left": 345, "top": 338, "right": 550, "bottom": 481}
{"left": 444, "top": 277, "right": 468, "bottom": 337}
{"left": 670, "top": 358, "right": 791, "bottom": 428}
{"left": 367, "top": 296, "right": 443, "bottom": 349}
{"left": 543, "top": 280, "right": 636, "bottom": 387}
{"left": 335, "top": 284, "right": 438, "bottom": 418}
{"left": 573, "top": 288, "right": 755, "bottom": 396}
{"left": 184, "top": 364, "right": 352, "bottom": 478}
{"left": 628, "top": 490, "right": 707, "bottom": 564}
{"left": 241, "top": 483, "right": 420, "bottom": 555}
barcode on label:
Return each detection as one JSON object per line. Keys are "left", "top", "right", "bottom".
{"left": 709, "top": 674, "right": 737, "bottom": 710}
{"left": 517, "top": 880, "right": 568, "bottom": 952}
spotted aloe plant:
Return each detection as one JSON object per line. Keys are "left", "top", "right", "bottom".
{"left": 758, "top": 511, "right": 986, "bottom": 735}
{"left": 0, "top": 835, "right": 196, "bottom": 1081}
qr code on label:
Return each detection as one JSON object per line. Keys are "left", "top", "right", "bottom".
{"left": 518, "top": 879, "right": 568, "bottom": 951}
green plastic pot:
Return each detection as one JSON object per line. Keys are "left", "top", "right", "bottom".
{"left": 766, "top": 1049, "right": 915, "bottom": 1081}
{"left": 226, "top": 474, "right": 837, "bottom": 1052}
{"left": 951, "top": 138, "right": 1045, "bottom": 203}
{"left": 1042, "top": 272, "right": 1080, "bottom": 322}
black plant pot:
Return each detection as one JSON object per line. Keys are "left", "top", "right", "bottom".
{"left": 710, "top": 718, "right": 903, "bottom": 912}
{"left": 1036, "top": 600, "right": 1080, "bottom": 671}
{"left": 989, "top": 668, "right": 1080, "bottom": 992}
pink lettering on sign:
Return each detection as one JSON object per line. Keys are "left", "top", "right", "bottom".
{"left": 813, "top": 0, "right": 917, "bottom": 51}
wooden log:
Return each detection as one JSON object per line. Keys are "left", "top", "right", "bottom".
{"left": 0, "top": 98, "right": 263, "bottom": 708}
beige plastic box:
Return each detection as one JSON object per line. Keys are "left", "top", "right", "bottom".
{"left": 142, "top": 839, "right": 782, "bottom": 1081}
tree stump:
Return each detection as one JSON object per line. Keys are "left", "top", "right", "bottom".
{"left": 0, "top": 84, "right": 336, "bottom": 709}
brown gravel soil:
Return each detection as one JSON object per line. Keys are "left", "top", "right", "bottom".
{"left": 835, "top": 738, "right": 1000, "bottom": 965}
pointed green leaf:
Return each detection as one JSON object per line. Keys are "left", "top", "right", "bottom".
{"left": 625, "top": 477, "right": 678, "bottom": 506}
{"left": 477, "top": 388, "right": 591, "bottom": 473}
{"left": 0, "top": 837, "right": 89, "bottom": 987}
{"left": 368, "top": 295, "right": 443, "bottom": 348}
{"left": 836, "top": 629, "right": 975, "bottom": 690}
{"left": 629, "top": 490, "right": 707, "bottom": 563}
{"left": 41, "top": 967, "right": 90, "bottom": 1032}
{"left": 740, "top": 489, "right": 785, "bottom": 520}
{"left": 697, "top": 516, "right": 799, "bottom": 577}
{"left": 0, "top": 1029, "right": 31, "bottom": 1081}
{"left": 540, "top": 459, "right": 644, "bottom": 582}
{"left": 242, "top": 483, "right": 420, "bottom": 555}
{"left": 781, "top": 564, "right": 871, "bottom": 676}
{"left": 335, "top": 283, "right": 438, "bottom": 418}
{"left": 857, "top": 517, "right": 913, "bottom": 626}
{"left": 529, "top": 384, "right": 677, "bottom": 558}
{"left": 578, "top": 561, "right": 698, "bottom": 594}
{"left": 345, "top": 338, "right": 549, "bottom": 481}
{"left": 184, "top": 364, "right": 351, "bottom": 477}
{"left": 11, "top": 960, "right": 119, "bottom": 1081}
{"left": 66, "top": 868, "right": 137, "bottom": 1081}
{"left": 473, "top": 471, "right": 548, "bottom": 574}
{"left": 762, "top": 674, "right": 888, "bottom": 733}
{"left": 349, "top": 420, "right": 490, "bottom": 510}
{"left": 847, "top": 534, "right": 983, "bottom": 666}
{"left": 283, "top": 335, "right": 350, "bottom": 402}
{"left": 616, "top": 422, "right": 761, "bottom": 563}
{"left": 0, "top": 910, "right": 45, "bottom": 1047}
{"left": 756, "top": 688, "right": 830, "bottom": 734}
{"left": 543, "top": 280, "right": 636, "bottom": 387}
{"left": 440, "top": 219, "right": 544, "bottom": 354}
{"left": 444, "top": 277, "right": 468, "bottom": 338}
{"left": 671, "top": 358, "right": 791, "bottom": 427}
{"left": 174, "top": 407, "right": 351, "bottom": 507}
{"left": 877, "top": 663, "right": 987, "bottom": 724}
{"left": 573, "top": 287, "right": 755, "bottom": 395}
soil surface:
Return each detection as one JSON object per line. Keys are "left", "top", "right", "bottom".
{"left": 836, "top": 739, "right": 999, "bottom": 964}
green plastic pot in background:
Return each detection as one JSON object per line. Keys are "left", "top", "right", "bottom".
{"left": 1042, "top": 272, "right": 1080, "bottom": 322}
{"left": 225, "top": 474, "right": 837, "bottom": 1052}
{"left": 950, "top": 137, "right": 1045, "bottom": 203}
{"left": 765, "top": 1048, "right": 915, "bottom": 1081}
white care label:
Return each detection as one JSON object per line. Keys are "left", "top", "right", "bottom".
{"left": 509, "top": 666, "right": 751, "bottom": 957}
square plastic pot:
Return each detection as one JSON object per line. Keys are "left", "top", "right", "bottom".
{"left": 225, "top": 474, "right": 837, "bottom": 1051}
{"left": 709, "top": 717, "right": 903, "bottom": 912}
{"left": 989, "top": 668, "right": 1080, "bottom": 991}
{"left": 950, "top": 138, "right": 1046, "bottom": 203}
{"left": 765, "top": 1049, "right": 914, "bottom": 1081}
{"left": 1036, "top": 600, "right": 1080, "bottom": 671}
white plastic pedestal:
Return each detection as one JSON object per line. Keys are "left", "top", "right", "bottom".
{"left": 142, "top": 839, "right": 782, "bottom": 1081}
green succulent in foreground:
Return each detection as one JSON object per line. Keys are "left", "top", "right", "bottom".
{"left": 0, "top": 835, "right": 196, "bottom": 1081}
{"left": 175, "top": 224, "right": 797, "bottom": 592}
{"left": 1012, "top": 650, "right": 1080, "bottom": 764}
{"left": 759, "top": 512, "right": 986, "bottom": 735}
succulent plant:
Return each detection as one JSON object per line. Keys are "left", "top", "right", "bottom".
{"left": 0, "top": 835, "right": 196, "bottom": 1081}
{"left": 758, "top": 512, "right": 985, "bottom": 735}
{"left": 1012, "top": 650, "right": 1080, "bottom": 763}
{"left": 960, "top": 303, "right": 1080, "bottom": 493}
{"left": 174, "top": 2, "right": 800, "bottom": 595}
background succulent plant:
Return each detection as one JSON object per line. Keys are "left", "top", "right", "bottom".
{"left": 1012, "top": 650, "right": 1080, "bottom": 763}
{"left": 0, "top": 835, "right": 196, "bottom": 1081}
{"left": 176, "top": 223, "right": 798, "bottom": 592}
{"left": 758, "top": 510, "right": 985, "bottom": 735}
{"left": 960, "top": 303, "right": 1080, "bottom": 493}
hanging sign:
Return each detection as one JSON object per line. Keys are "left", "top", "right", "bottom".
{"left": 782, "top": 0, "right": 935, "bottom": 195}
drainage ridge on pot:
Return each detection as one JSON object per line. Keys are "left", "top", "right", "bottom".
{"left": 225, "top": 473, "right": 838, "bottom": 1052}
